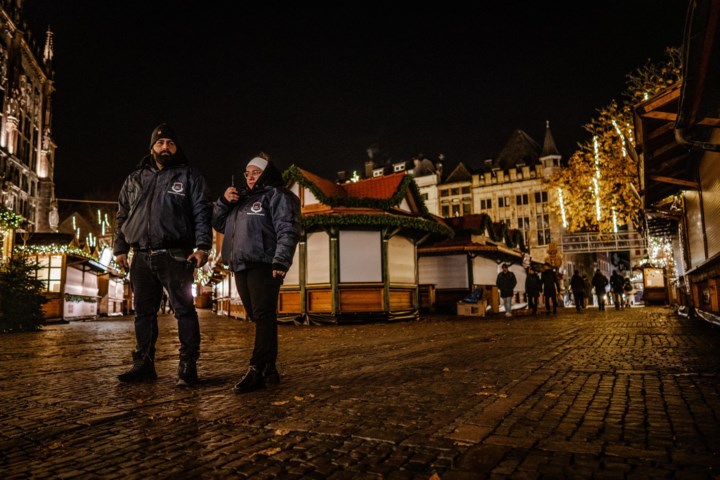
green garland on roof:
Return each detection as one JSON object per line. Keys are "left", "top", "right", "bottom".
{"left": 284, "top": 164, "right": 430, "bottom": 216}
{"left": 303, "top": 213, "right": 454, "bottom": 237}
{"left": 0, "top": 206, "right": 23, "bottom": 230}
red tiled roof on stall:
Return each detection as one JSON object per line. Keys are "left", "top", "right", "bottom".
{"left": 344, "top": 173, "right": 405, "bottom": 199}
{"left": 444, "top": 214, "right": 492, "bottom": 232}
{"left": 297, "top": 168, "right": 347, "bottom": 198}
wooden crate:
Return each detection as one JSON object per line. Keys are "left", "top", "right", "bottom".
{"left": 456, "top": 300, "right": 487, "bottom": 317}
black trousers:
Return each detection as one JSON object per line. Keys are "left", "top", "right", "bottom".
{"left": 527, "top": 294, "right": 539, "bottom": 314}
{"left": 544, "top": 292, "right": 557, "bottom": 313}
{"left": 573, "top": 290, "right": 584, "bottom": 311}
{"left": 234, "top": 264, "right": 282, "bottom": 370}
{"left": 130, "top": 250, "right": 200, "bottom": 361}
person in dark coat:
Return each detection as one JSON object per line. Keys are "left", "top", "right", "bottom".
{"left": 541, "top": 265, "right": 559, "bottom": 314}
{"left": 582, "top": 274, "right": 592, "bottom": 307}
{"left": 591, "top": 269, "right": 609, "bottom": 311}
{"left": 610, "top": 270, "right": 625, "bottom": 310}
{"left": 525, "top": 266, "right": 542, "bottom": 315}
{"left": 496, "top": 263, "right": 517, "bottom": 317}
{"left": 213, "top": 154, "right": 301, "bottom": 393}
{"left": 570, "top": 271, "right": 585, "bottom": 312}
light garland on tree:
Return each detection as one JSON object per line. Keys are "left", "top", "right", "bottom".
{"left": 0, "top": 207, "right": 23, "bottom": 230}
{"left": 592, "top": 136, "right": 602, "bottom": 221}
{"left": 557, "top": 188, "right": 568, "bottom": 228}
{"left": 612, "top": 208, "right": 618, "bottom": 233}
{"left": 611, "top": 120, "right": 628, "bottom": 158}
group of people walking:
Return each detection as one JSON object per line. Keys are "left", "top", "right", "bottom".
{"left": 498, "top": 263, "right": 635, "bottom": 316}
{"left": 113, "top": 123, "right": 301, "bottom": 392}
{"left": 497, "top": 263, "right": 560, "bottom": 317}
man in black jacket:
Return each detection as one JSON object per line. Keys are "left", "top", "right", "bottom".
{"left": 114, "top": 123, "right": 212, "bottom": 386}
{"left": 496, "top": 263, "right": 517, "bottom": 317}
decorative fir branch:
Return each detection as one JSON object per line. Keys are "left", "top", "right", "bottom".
{"left": 302, "top": 213, "right": 454, "bottom": 237}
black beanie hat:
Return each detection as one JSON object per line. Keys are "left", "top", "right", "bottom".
{"left": 149, "top": 123, "right": 178, "bottom": 149}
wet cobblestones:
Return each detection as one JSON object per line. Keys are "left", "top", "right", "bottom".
{"left": 2, "top": 307, "right": 720, "bottom": 478}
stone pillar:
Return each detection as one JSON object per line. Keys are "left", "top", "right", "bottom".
{"left": 35, "top": 178, "right": 54, "bottom": 232}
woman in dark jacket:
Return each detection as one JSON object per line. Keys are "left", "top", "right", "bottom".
{"left": 525, "top": 266, "right": 542, "bottom": 315}
{"left": 212, "top": 155, "right": 301, "bottom": 393}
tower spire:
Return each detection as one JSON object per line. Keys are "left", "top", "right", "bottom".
{"left": 43, "top": 27, "right": 54, "bottom": 65}
{"left": 541, "top": 120, "right": 560, "bottom": 157}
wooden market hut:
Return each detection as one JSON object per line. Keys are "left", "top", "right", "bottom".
{"left": 418, "top": 214, "right": 532, "bottom": 313}
{"left": 633, "top": 0, "right": 720, "bottom": 323}
{"left": 15, "top": 232, "right": 126, "bottom": 321}
{"left": 280, "top": 165, "right": 452, "bottom": 324}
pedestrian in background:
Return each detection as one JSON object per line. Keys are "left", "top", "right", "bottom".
{"left": 570, "top": 271, "right": 585, "bottom": 312}
{"left": 623, "top": 277, "right": 635, "bottom": 308}
{"left": 525, "top": 266, "right": 542, "bottom": 316}
{"left": 114, "top": 123, "right": 212, "bottom": 386}
{"left": 212, "top": 154, "right": 301, "bottom": 394}
{"left": 591, "top": 269, "right": 609, "bottom": 311}
{"left": 582, "top": 274, "right": 592, "bottom": 308}
{"left": 610, "top": 270, "right": 625, "bottom": 310}
{"left": 496, "top": 263, "right": 517, "bottom": 317}
{"left": 541, "top": 265, "right": 559, "bottom": 314}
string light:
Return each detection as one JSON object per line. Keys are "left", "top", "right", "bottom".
{"left": 592, "top": 136, "right": 602, "bottom": 221}
{"left": 557, "top": 188, "right": 568, "bottom": 228}
{"left": 612, "top": 207, "right": 618, "bottom": 233}
{"left": 612, "top": 120, "right": 627, "bottom": 158}
{"left": 0, "top": 207, "right": 23, "bottom": 230}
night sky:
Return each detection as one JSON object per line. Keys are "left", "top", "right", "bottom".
{"left": 22, "top": 1, "right": 687, "bottom": 201}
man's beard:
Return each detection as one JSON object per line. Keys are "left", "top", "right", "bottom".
{"left": 152, "top": 150, "right": 175, "bottom": 167}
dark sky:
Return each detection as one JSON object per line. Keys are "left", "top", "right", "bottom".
{"left": 22, "top": 1, "right": 688, "bottom": 200}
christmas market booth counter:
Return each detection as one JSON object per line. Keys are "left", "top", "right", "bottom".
{"left": 417, "top": 214, "right": 530, "bottom": 314}
{"left": 15, "top": 233, "right": 126, "bottom": 321}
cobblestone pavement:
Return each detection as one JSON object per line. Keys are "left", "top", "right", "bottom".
{"left": 2, "top": 306, "right": 720, "bottom": 479}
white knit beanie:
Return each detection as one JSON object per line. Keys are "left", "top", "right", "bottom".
{"left": 246, "top": 157, "right": 268, "bottom": 171}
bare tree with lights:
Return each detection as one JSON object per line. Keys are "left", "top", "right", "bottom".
{"left": 548, "top": 48, "right": 682, "bottom": 233}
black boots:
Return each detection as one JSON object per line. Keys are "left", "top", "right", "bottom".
{"left": 263, "top": 364, "right": 281, "bottom": 385}
{"left": 233, "top": 365, "right": 281, "bottom": 393}
{"left": 118, "top": 352, "right": 157, "bottom": 383}
{"left": 177, "top": 357, "right": 198, "bottom": 387}
{"left": 118, "top": 353, "right": 198, "bottom": 386}
{"left": 233, "top": 366, "right": 265, "bottom": 393}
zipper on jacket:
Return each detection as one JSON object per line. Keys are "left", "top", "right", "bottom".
{"left": 146, "top": 170, "right": 160, "bottom": 247}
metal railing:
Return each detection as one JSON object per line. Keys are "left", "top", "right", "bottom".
{"left": 561, "top": 231, "right": 646, "bottom": 253}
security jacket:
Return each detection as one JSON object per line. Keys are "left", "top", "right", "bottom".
{"left": 114, "top": 153, "right": 212, "bottom": 255}
{"left": 212, "top": 161, "right": 301, "bottom": 272}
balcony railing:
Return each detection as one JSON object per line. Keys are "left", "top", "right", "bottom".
{"left": 561, "top": 231, "right": 646, "bottom": 253}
